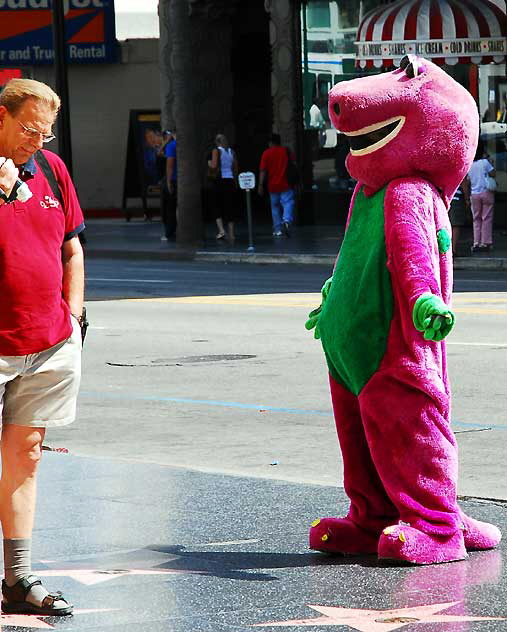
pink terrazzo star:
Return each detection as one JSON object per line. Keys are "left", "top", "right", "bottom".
{"left": 0, "top": 608, "right": 113, "bottom": 629}
{"left": 36, "top": 567, "right": 197, "bottom": 585}
{"left": 252, "top": 601, "right": 506, "bottom": 631}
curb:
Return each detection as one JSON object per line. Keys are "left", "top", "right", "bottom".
{"left": 84, "top": 248, "right": 336, "bottom": 265}
{"left": 453, "top": 257, "right": 507, "bottom": 270}
{"left": 195, "top": 251, "right": 336, "bottom": 265}
{"left": 85, "top": 248, "right": 507, "bottom": 270}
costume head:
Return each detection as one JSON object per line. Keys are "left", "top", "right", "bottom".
{"left": 328, "top": 56, "right": 479, "bottom": 206}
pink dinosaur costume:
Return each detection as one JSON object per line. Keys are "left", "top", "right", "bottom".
{"left": 306, "top": 56, "right": 501, "bottom": 565}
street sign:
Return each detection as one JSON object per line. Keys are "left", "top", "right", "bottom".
{"left": 238, "top": 172, "right": 256, "bottom": 190}
{"left": 0, "top": 0, "right": 117, "bottom": 66}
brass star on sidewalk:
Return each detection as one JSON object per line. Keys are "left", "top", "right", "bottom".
{"left": 252, "top": 601, "right": 506, "bottom": 631}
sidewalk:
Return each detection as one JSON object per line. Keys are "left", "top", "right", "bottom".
{"left": 83, "top": 216, "right": 507, "bottom": 270}
{"left": 15, "top": 451, "right": 507, "bottom": 631}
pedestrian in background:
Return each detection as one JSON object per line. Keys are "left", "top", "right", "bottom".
{"left": 208, "top": 133, "right": 239, "bottom": 244}
{"left": 160, "top": 130, "right": 177, "bottom": 240}
{"left": 258, "top": 133, "right": 295, "bottom": 238}
{"left": 468, "top": 140, "right": 496, "bottom": 253}
{"left": 0, "top": 78, "right": 84, "bottom": 616}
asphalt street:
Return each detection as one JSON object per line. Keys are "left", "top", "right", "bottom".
{"left": 47, "top": 258, "right": 507, "bottom": 499}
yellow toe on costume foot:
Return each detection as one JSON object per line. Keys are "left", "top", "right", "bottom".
{"left": 321, "top": 534, "right": 329, "bottom": 542}
{"left": 311, "top": 519, "right": 321, "bottom": 527}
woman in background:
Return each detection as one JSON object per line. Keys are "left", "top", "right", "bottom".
{"left": 209, "top": 134, "right": 239, "bottom": 243}
{"left": 468, "top": 140, "right": 496, "bottom": 252}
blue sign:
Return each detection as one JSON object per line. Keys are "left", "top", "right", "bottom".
{"left": 0, "top": 0, "right": 117, "bottom": 65}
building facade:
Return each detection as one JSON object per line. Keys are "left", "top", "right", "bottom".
{"left": 301, "top": 0, "right": 507, "bottom": 223}
{"left": 160, "top": 0, "right": 506, "bottom": 245}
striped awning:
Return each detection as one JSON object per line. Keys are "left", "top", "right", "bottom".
{"left": 356, "top": 0, "right": 507, "bottom": 68}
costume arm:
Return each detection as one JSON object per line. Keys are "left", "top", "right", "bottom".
{"left": 305, "top": 183, "right": 362, "bottom": 338}
{"left": 305, "top": 277, "right": 332, "bottom": 338}
{"left": 385, "top": 180, "right": 454, "bottom": 340}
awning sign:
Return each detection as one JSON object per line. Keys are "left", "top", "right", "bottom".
{"left": 357, "top": 37, "right": 507, "bottom": 64}
{"left": 0, "top": 0, "right": 117, "bottom": 65}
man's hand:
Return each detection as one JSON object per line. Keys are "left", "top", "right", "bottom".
{"left": 413, "top": 292, "right": 455, "bottom": 341}
{"left": 305, "top": 277, "right": 333, "bottom": 339}
{"left": 0, "top": 157, "right": 19, "bottom": 200}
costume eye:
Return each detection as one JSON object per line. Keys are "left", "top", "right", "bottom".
{"left": 399, "top": 55, "right": 424, "bottom": 78}
{"left": 332, "top": 101, "right": 340, "bottom": 116}
{"left": 400, "top": 55, "right": 410, "bottom": 70}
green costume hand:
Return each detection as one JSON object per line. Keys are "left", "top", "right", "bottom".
{"left": 305, "top": 277, "right": 333, "bottom": 339}
{"left": 413, "top": 292, "right": 455, "bottom": 341}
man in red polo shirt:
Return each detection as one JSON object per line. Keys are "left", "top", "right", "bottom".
{"left": 0, "top": 79, "right": 84, "bottom": 617}
{"left": 258, "top": 133, "right": 295, "bottom": 237}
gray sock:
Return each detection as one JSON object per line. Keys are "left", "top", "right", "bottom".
{"left": 3, "top": 538, "right": 50, "bottom": 607}
{"left": 3, "top": 538, "right": 31, "bottom": 586}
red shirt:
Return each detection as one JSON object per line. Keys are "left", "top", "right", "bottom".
{"left": 260, "top": 145, "right": 293, "bottom": 193}
{"left": 0, "top": 150, "right": 84, "bottom": 355}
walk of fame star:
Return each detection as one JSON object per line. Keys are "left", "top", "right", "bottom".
{"left": 0, "top": 608, "right": 113, "bottom": 629}
{"left": 252, "top": 601, "right": 507, "bottom": 631}
{"left": 36, "top": 567, "right": 196, "bottom": 585}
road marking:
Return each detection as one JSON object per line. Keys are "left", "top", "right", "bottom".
{"left": 125, "top": 293, "right": 319, "bottom": 306}
{"left": 88, "top": 277, "right": 174, "bottom": 284}
{"left": 79, "top": 392, "right": 505, "bottom": 430}
{"left": 454, "top": 308, "right": 507, "bottom": 314}
{"left": 200, "top": 539, "right": 260, "bottom": 546}
{"left": 124, "top": 293, "right": 507, "bottom": 313}
{"left": 448, "top": 342, "right": 507, "bottom": 347}
{"left": 453, "top": 297, "right": 507, "bottom": 302}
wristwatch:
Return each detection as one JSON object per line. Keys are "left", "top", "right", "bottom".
{"left": 0, "top": 186, "right": 9, "bottom": 203}
{"left": 72, "top": 312, "right": 84, "bottom": 327}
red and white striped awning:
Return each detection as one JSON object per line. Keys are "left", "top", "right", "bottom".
{"left": 356, "top": 0, "right": 507, "bottom": 68}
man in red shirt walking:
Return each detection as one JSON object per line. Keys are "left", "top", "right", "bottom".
{"left": 0, "top": 79, "right": 84, "bottom": 617}
{"left": 258, "top": 133, "right": 295, "bottom": 237}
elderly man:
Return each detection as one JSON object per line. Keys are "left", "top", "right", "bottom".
{"left": 0, "top": 78, "right": 84, "bottom": 616}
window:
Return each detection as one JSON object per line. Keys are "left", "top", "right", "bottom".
{"left": 307, "top": 1, "right": 331, "bottom": 29}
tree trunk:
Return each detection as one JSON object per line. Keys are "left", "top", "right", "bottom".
{"left": 169, "top": 0, "right": 203, "bottom": 249}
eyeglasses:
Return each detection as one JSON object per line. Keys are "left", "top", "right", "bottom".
{"left": 17, "top": 120, "right": 55, "bottom": 144}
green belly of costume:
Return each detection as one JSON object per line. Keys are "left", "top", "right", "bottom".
{"left": 318, "top": 186, "right": 393, "bottom": 395}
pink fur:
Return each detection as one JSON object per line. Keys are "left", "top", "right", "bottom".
{"left": 329, "top": 61, "right": 478, "bottom": 207}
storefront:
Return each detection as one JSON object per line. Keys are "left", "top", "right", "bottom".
{"left": 301, "top": 0, "right": 507, "bottom": 225}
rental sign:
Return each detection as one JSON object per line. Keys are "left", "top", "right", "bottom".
{"left": 0, "top": 0, "right": 117, "bottom": 65}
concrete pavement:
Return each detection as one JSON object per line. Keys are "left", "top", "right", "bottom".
{"left": 82, "top": 215, "right": 507, "bottom": 269}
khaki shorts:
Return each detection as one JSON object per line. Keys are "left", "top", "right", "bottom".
{"left": 0, "top": 318, "right": 82, "bottom": 428}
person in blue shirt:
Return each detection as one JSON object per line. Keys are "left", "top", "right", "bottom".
{"left": 160, "top": 131, "right": 177, "bottom": 240}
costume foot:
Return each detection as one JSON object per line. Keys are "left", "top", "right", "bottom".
{"left": 309, "top": 517, "right": 379, "bottom": 555}
{"left": 461, "top": 513, "right": 502, "bottom": 551}
{"left": 378, "top": 524, "right": 467, "bottom": 565}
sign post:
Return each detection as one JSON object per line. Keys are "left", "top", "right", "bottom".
{"left": 238, "top": 172, "right": 256, "bottom": 253}
{"left": 52, "top": 0, "right": 73, "bottom": 176}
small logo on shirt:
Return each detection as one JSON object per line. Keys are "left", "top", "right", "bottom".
{"left": 40, "top": 195, "right": 60, "bottom": 209}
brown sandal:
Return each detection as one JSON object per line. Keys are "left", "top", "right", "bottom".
{"left": 2, "top": 575, "right": 73, "bottom": 616}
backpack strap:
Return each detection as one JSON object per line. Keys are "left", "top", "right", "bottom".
{"left": 34, "top": 150, "right": 63, "bottom": 204}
